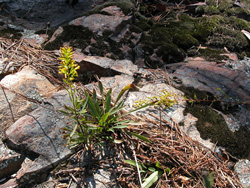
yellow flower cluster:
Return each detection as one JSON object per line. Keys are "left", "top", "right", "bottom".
{"left": 133, "top": 90, "right": 177, "bottom": 109}
{"left": 58, "top": 46, "right": 80, "bottom": 82}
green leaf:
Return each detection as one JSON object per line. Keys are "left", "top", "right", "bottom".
{"left": 115, "top": 84, "right": 133, "bottom": 105}
{"left": 59, "top": 110, "right": 70, "bottom": 115}
{"left": 109, "top": 100, "right": 125, "bottom": 116}
{"left": 128, "top": 132, "right": 152, "bottom": 143}
{"left": 148, "top": 167, "right": 156, "bottom": 172}
{"left": 87, "top": 95, "right": 99, "bottom": 121}
{"left": 203, "top": 171, "right": 214, "bottom": 188}
{"left": 124, "top": 160, "right": 144, "bottom": 170}
{"left": 99, "top": 112, "right": 110, "bottom": 126}
{"left": 142, "top": 171, "right": 158, "bottom": 188}
{"left": 104, "top": 89, "right": 112, "bottom": 113}
{"left": 155, "top": 161, "right": 163, "bottom": 169}
{"left": 69, "top": 123, "right": 79, "bottom": 138}
{"left": 98, "top": 81, "right": 103, "bottom": 96}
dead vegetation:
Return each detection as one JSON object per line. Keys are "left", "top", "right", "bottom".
{"left": 0, "top": 37, "right": 62, "bottom": 85}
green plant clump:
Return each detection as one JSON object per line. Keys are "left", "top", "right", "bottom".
{"left": 58, "top": 46, "right": 154, "bottom": 150}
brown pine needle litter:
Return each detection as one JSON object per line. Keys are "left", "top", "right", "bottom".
{"left": 0, "top": 37, "right": 62, "bottom": 85}
{"left": 115, "top": 106, "right": 242, "bottom": 187}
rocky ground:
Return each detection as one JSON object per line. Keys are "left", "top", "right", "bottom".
{"left": 0, "top": 0, "right": 250, "bottom": 187}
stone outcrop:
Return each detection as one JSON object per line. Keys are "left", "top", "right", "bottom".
{"left": 69, "top": 6, "right": 131, "bottom": 36}
{"left": 0, "top": 66, "right": 56, "bottom": 137}
{"left": 167, "top": 56, "right": 250, "bottom": 128}
{"left": 0, "top": 0, "right": 103, "bottom": 31}
{"left": 2, "top": 90, "right": 74, "bottom": 187}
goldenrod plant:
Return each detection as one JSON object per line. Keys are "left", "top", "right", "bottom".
{"left": 59, "top": 46, "right": 152, "bottom": 151}
{"left": 133, "top": 89, "right": 178, "bottom": 109}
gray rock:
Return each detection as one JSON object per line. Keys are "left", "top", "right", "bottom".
{"left": 0, "top": 66, "right": 56, "bottom": 137}
{"left": 74, "top": 54, "right": 139, "bottom": 77}
{"left": 235, "top": 159, "right": 250, "bottom": 187}
{"left": 0, "top": 140, "right": 25, "bottom": 179}
{"left": 3, "top": 90, "right": 74, "bottom": 187}
{"left": 69, "top": 9, "right": 131, "bottom": 36}
{"left": 0, "top": 0, "right": 100, "bottom": 30}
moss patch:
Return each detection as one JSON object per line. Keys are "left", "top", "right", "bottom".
{"left": 184, "top": 104, "right": 250, "bottom": 159}
{"left": 179, "top": 86, "right": 250, "bottom": 159}
{"left": 44, "top": 25, "right": 93, "bottom": 50}
{"left": 197, "top": 48, "right": 229, "bottom": 62}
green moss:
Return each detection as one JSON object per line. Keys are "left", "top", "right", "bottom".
{"left": 180, "top": 86, "right": 250, "bottom": 159}
{"left": 44, "top": 25, "right": 93, "bottom": 50}
{"left": 218, "top": 0, "right": 232, "bottom": 12}
{"left": 204, "top": 6, "right": 220, "bottom": 15}
{"left": 156, "top": 43, "right": 185, "bottom": 63}
{"left": 193, "top": 18, "right": 216, "bottom": 42}
{"left": 173, "top": 33, "right": 199, "bottom": 50}
{"left": 198, "top": 48, "right": 228, "bottom": 61}
{"left": 229, "top": 16, "right": 250, "bottom": 30}
{"left": 206, "top": 0, "right": 217, "bottom": 6}
{"left": 129, "top": 25, "right": 143, "bottom": 33}
{"left": 184, "top": 104, "right": 250, "bottom": 158}
{"left": 134, "top": 20, "right": 151, "bottom": 31}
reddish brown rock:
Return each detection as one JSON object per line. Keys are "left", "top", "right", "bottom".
{"left": 167, "top": 57, "right": 250, "bottom": 127}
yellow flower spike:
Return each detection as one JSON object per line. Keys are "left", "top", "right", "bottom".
{"left": 58, "top": 46, "right": 80, "bottom": 82}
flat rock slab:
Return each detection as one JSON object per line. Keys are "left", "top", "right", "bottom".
{"left": 74, "top": 54, "right": 139, "bottom": 76}
{"left": 69, "top": 7, "right": 131, "bottom": 35}
{"left": 0, "top": 66, "right": 56, "bottom": 136}
{"left": 0, "top": 0, "right": 101, "bottom": 31}
{"left": 167, "top": 57, "right": 250, "bottom": 127}
{"left": 3, "top": 90, "right": 74, "bottom": 187}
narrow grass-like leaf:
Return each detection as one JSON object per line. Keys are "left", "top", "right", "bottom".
{"left": 99, "top": 112, "right": 110, "bottom": 126}
{"left": 109, "top": 100, "right": 125, "bottom": 116}
{"left": 69, "top": 123, "right": 79, "bottom": 139}
{"left": 142, "top": 171, "right": 158, "bottom": 188}
{"left": 124, "top": 160, "right": 143, "bottom": 170}
{"left": 114, "top": 84, "right": 134, "bottom": 105}
{"left": 98, "top": 81, "right": 103, "bottom": 96}
{"left": 87, "top": 95, "right": 99, "bottom": 121}
{"left": 128, "top": 132, "right": 152, "bottom": 143}
{"left": 148, "top": 167, "right": 156, "bottom": 172}
{"left": 105, "top": 89, "right": 112, "bottom": 113}
{"left": 59, "top": 110, "right": 70, "bottom": 115}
